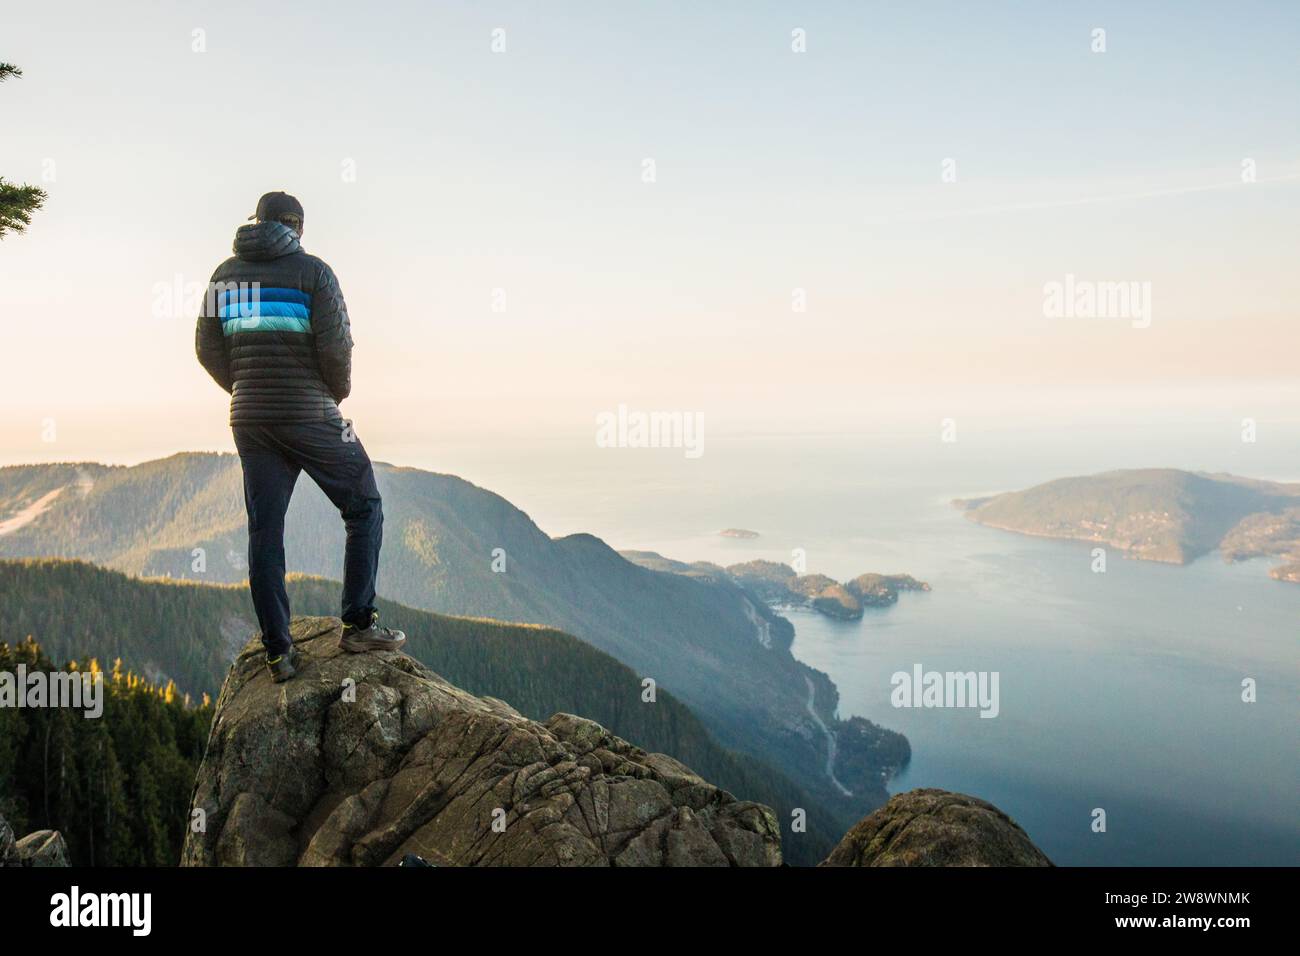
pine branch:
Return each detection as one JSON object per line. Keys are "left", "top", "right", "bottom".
{"left": 0, "top": 178, "right": 47, "bottom": 238}
{"left": 1, "top": 63, "right": 45, "bottom": 239}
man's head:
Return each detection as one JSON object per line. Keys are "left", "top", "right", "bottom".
{"left": 250, "top": 191, "right": 304, "bottom": 236}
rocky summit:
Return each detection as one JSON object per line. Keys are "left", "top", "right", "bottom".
{"left": 821, "top": 788, "right": 1053, "bottom": 867}
{"left": 181, "top": 617, "right": 782, "bottom": 867}
{"left": 180, "top": 617, "right": 1052, "bottom": 868}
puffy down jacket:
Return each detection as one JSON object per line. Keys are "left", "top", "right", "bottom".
{"left": 196, "top": 221, "right": 352, "bottom": 424}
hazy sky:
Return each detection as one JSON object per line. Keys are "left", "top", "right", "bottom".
{"left": 2, "top": 0, "right": 1298, "bottom": 465}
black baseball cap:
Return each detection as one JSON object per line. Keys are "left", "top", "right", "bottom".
{"left": 249, "top": 191, "right": 304, "bottom": 225}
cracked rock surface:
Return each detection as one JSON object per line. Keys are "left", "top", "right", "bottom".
{"left": 820, "top": 788, "right": 1052, "bottom": 867}
{"left": 181, "top": 617, "right": 782, "bottom": 867}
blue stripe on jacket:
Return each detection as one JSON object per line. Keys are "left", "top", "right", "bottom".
{"left": 217, "top": 286, "right": 311, "bottom": 307}
{"left": 221, "top": 314, "right": 312, "bottom": 335}
{"left": 219, "top": 301, "right": 310, "bottom": 320}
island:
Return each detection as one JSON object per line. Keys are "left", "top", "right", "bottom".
{"left": 956, "top": 468, "right": 1300, "bottom": 582}
{"left": 619, "top": 552, "right": 930, "bottom": 622}
{"left": 718, "top": 528, "right": 760, "bottom": 539}
{"left": 725, "top": 560, "right": 930, "bottom": 621}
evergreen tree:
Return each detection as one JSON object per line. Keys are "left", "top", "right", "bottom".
{"left": 0, "top": 63, "right": 46, "bottom": 238}
{"left": 0, "top": 635, "right": 212, "bottom": 865}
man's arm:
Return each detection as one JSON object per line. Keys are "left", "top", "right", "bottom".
{"left": 195, "top": 272, "right": 232, "bottom": 393}
{"left": 312, "top": 260, "right": 353, "bottom": 403}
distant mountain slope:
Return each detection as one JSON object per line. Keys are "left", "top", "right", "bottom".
{"left": 0, "top": 558, "right": 849, "bottom": 864}
{"left": 0, "top": 454, "right": 908, "bottom": 828}
{"left": 956, "top": 468, "right": 1300, "bottom": 575}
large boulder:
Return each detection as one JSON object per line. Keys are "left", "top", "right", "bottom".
{"left": 182, "top": 617, "right": 781, "bottom": 867}
{"left": 821, "top": 788, "right": 1052, "bottom": 867}
{"left": 0, "top": 814, "right": 70, "bottom": 867}
{"left": 15, "top": 830, "right": 69, "bottom": 867}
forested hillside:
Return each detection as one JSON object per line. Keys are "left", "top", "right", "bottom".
{"left": 0, "top": 635, "right": 211, "bottom": 866}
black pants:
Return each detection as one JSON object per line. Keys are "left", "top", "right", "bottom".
{"left": 233, "top": 419, "right": 383, "bottom": 657}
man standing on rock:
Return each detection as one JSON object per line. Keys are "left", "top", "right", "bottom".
{"left": 196, "top": 191, "right": 405, "bottom": 682}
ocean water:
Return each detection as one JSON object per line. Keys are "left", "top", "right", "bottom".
{"left": 403, "top": 424, "right": 1300, "bottom": 866}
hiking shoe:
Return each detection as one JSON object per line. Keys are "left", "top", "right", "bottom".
{"left": 339, "top": 613, "right": 406, "bottom": 653}
{"left": 266, "top": 647, "right": 300, "bottom": 683}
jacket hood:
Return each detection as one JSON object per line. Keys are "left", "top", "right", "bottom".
{"left": 232, "top": 221, "right": 301, "bottom": 262}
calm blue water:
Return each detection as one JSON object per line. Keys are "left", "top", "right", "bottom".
{"left": 403, "top": 425, "right": 1300, "bottom": 865}
{"left": 783, "top": 533, "right": 1299, "bottom": 866}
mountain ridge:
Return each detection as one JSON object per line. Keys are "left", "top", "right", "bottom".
{"left": 0, "top": 453, "right": 909, "bottom": 834}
